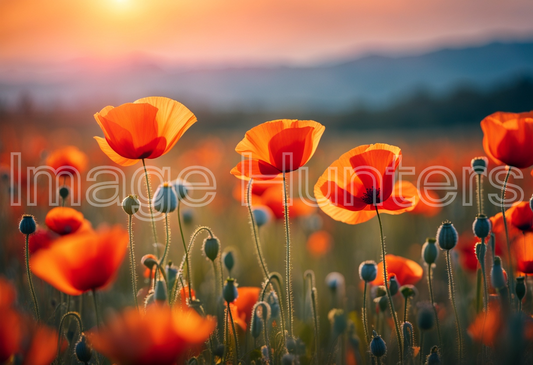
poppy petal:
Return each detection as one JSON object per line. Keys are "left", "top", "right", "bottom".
{"left": 230, "top": 159, "right": 281, "bottom": 180}
{"left": 380, "top": 181, "right": 420, "bottom": 214}
{"left": 94, "top": 137, "right": 139, "bottom": 166}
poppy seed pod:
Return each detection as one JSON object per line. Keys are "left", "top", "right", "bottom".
{"left": 400, "top": 285, "right": 417, "bottom": 299}
{"left": 422, "top": 238, "right": 439, "bottom": 265}
{"left": 203, "top": 237, "right": 220, "bottom": 262}
{"left": 223, "top": 250, "right": 235, "bottom": 273}
{"left": 75, "top": 334, "right": 92, "bottom": 363}
{"left": 417, "top": 303, "right": 435, "bottom": 331}
{"left": 59, "top": 186, "right": 70, "bottom": 200}
{"left": 154, "top": 280, "right": 167, "bottom": 303}
{"left": 153, "top": 183, "right": 178, "bottom": 213}
{"left": 172, "top": 178, "right": 191, "bottom": 201}
{"left": 370, "top": 330, "right": 387, "bottom": 358}
{"left": 389, "top": 275, "right": 399, "bottom": 295}
{"left": 491, "top": 256, "right": 506, "bottom": 290}
{"left": 328, "top": 309, "right": 348, "bottom": 335}
{"left": 473, "top": 214, "right": 491, "bottom": 239}
{"left": 19, "top": 214, "right": 37, "bottom": 235}
{"left": 223, "top": 278, "right": 238, "bottom": 303}
{"left": 359, "top": 260, "right": 378, "bottom": 282}
{"left": 516, "top": 276, "right": 526, "bottom": 301}
{"left": 426, "top": 346, "right": 441, "bottom": 365}
{"left": 471, "top": 157, "right": 488, "bottom": 175}
{"left": 436, "top": 221, "right": 458, "bottom": 250}
{"left": 253, "top": 207, "right": 271, "bottom": 227}
{"left": 122, "top": 195, "right": 140, "bottom": 215}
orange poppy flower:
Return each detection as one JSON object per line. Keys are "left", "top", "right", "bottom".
{"left": 30, "top": 226, "right": 128, "bottom": 295}
{"left": 481, "top": 111, "right": 533, "bottom": 168}
{"left": 0, "top": 277, "right": 17, "bottom": 308}
{"left": 88, "top": 306, "right": 216, "bottom": 365}
{"left": 371, "top": 254, "right": 423, "bottom": 286}
{"left": 231, "top": 119, "right": 325, "bottom": 180}
{"left": 259, "top": 184, "right": 316, "bottom": 220}
{"left": 467, "top": 299, "right": 503, "bottom": 346}
{"left": 45, "top": 146, "right": 88, "bottom": 176}
{"left": 45, "top": 207, "right": 90, "bottom": 236}
{"left": 514, "top": 232, "right": 533, "bottom": 274}
{"left": 410, "top": 189, "right": 441, "bottom": 217}
{"left": 0, "top": 279, "right": 20, "bottom": 362}
{"left": 230, "top": 287, "right": 261, "bottom": 331}
{"left": 19, "top": 324, "right": 62, "bottom": 365}
{"left": 94, "top": 97, "right": 197, "bottom": 166}
{"left": 507, "top": 201, "right": 533, "bottom": 232}
{"left": 28, "top": 228, "right": 58, "bottom": 254}
{"left": 314, "top": 144, "right": 420, "bottom": 225}
{"left": 306, "top": 230, "right": 333, "bottom": 257}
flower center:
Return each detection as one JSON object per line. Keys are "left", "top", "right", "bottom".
{"left": 361, "top": 187, "right": 381, "bottom": 205}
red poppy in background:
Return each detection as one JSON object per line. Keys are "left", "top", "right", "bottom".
{"left": 45, "top": 207, "right": 89, "bottom": 236}
{"left": 0, "top": 278, "right": 20, "bottom": 362}
{"left": 30, "top": 226, "right": 128, "bottom": 295}
{"left": 371, "top": 254, "right": 423, "bottom": 286}
{"left": 507, "top": 201, "right": 533, "bottom": 232}
{"left": 481, "top": 111, "right": 533, "bottom": 168}
{"left": 94, "top": 97, "right": 197, "bottom": 166}
{"left": 306, "top": 230, "right": 333, "bottom": 257}
{"left": 514, "top": 232, "right": 533, "bottom": 274}
{"left": 468, "top": 299, "right": 502, "bottom": 346}
{"left": 230, "top": 287, "right": 261, "bottom": 331}
{"left": 45, "top": 146, "right": 88, "bottom": 176}
{"left": 28, "top": 228, "right": 58, "bottom": 255}
{"left": 231, "top": 119, "right": 325, "bottom": 180}
{"left": 314, "top": 144, "right": 419, "bottom": 225}
{"left": 410, "top": 189, "right": 442, "bottom": 217}
{"left": 89, "top": 306, "right": 216, "bottom": 365}
{"left": 259, "top": 184, "right": 316, "bottom": 220}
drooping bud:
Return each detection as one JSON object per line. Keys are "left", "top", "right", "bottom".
{"left": 425, "top": 346, "right": 441, "bottom": 365}
{"left": 223, "top": 278, "right": 238, "bottom": 303}
{"left": 223, "top": 250, "right": 235, "bottom": 274}
{"left": 188, "top": 358, "right": 199, "bottom": 365}
{"left": 417, "top": 302, "right": 435, "bottom": 331}
{"left": 75, "top": 334, "right": 92, "bottom": 363}
{"left": 166, "top": 262, "right": 178, "bottom": 295}
{"left": 436, "top": 221, "right": 458, "bottom": 250}
{"left": 266, "top": 291, "right": 280, "bottom": 318}
{"left": 154, "top": 280, "right": 167, "bottom": 303}
{"left": 253, "top": 207, "right": 272, "bottom": 227}
{"left": 473, "top": 214, "right": 491, "bottom": 239}
{"left": 141, "top": 254, "right": 158, "bottom": 271}
{"left": 389, "top": 275, "right": 399, "bottom": 296}
{"left": 153, "top": 182, "right": 178, "bottom": 213}
{"left": 203, "top": 237, "right": 220, "bottom": 262}
{"left": 328, "top": 309, "right": 348, "bottom": 335}
{"left": 402, "top": 321, "right": 414, "bottom": 359}
{"left": 59, "top": 186, "right": 70, "bottom": 200}
{"left": 422, "top": 238, "right": 439, "bottom": 265}
{"left": 359, "top": 260, "right": 378, "bottom": 282}
{"left": 122, "top": 195, "right": 140, "bottom": 215}
{"left": 370, "top": 330, "right": 387, "bottom": 358}
{"left": 400, "top": 285, "right": 417, "bottom": 299}
{"left": 172, "top": 178, "right": 191, "bottom": 201}
{"left": 471, "top": 157, "right": 488, "bottom": 175}
{"left": 491, "top": 256, "right": 506, "bottom": 290}
{"left": 19, "top": 214, "right": 37, "bottom": 235}
{"left": 516, "top": 276, "right": 527, "bottom": 301}
{"left": 475, "top": 242, "right": 486, "bottom": 267}
{"left": 251, "top": 302, "right": 271, "bottom": 339}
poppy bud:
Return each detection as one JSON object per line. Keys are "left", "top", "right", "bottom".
{"left": 261, "top": 346, "right": 270, "bottom": 361}
{"left": 75, "top": 334, "right": 92, "bottom": 363}
{"left": 122, "top": 195, "right": 140, "bottom": 215}
{"left": 59, "top": 186, "right": 70, "bottom": 200}
{"left": 370, "top": 330, "right": 387, "bottom": 358}
{"left": 172, "top": 178, "right": 191, "bottom": 201}
{"left": 473, "top": 214, "right": 491, "bottom": 239}
{"left": 203, "top": 237, "right": 220, "bottom": 262}
{"left": 250, "top": 314, "right": 263, "bottom": 339}
{"left": 325, "top": 272, "right": 345, "bottom": 293}
{"left": 182, "top": 209, "right": 194, "bottom": 224}
{"left": 166, "top": 263, "right": 178, "bottom": 294}
{"left": 253, "top": 207, "right": 271, "bottom": 227}
{"left": 213, "top": 344, "right": 225, "bottom": 359}
{"left": 491, "top": 256, "right": 506, "bottom": 290}
{"left": 281, "top": 354, "right": 295, "bottom": 365}
{"left": 425, "top": 346, "right": 441, "bottom": 365}
{"left": 400, "top": 285, "right": 417, "bottom": 299}
{"left": 223, "top": 250, "right": 235, "bottom": 273}
{"left": 144, "top": 291, "right": 155, "bottom": 307}
{"left": 359, "top": 260, "right": 378, "bottom": 282}
{"left": 436, "top": 221, "right": 458, "bottom": 250}
{"left": 475, "top": 242, "right": 486, "bottom": 266}
{"left": 375, "top": 286, "right": 387, "bottom": 298}
{"left": 417, "top": 303, "right": 435, "bottom": 331}
{"left": 141, "top": 254, "right": 158, "bottom": 271}
{"left": 422, "top": 238, "right": 438, "bottom": 265}
{"left": 267, "top": 291, "right": 280, "bottom": 318}
{"left": 223, "top": 278, "right": 238, "bottom": 303}
{"left": 19, "top": 214, "right": 36, "bottom": 235}
{"left": 154, "top": 280, "right": 167, "bottom": 303}
{"left": 153, "top": 183, "right": 178, "bottom": 213}
{"left": 285, "top": 336, "right": 296, "bottom": 353}
{"left": 471, "top": 157, "right": 488, "bottom": 175}
{"left": 516, "top": 276, "right": 527, "bottom": 301}
{"left": 328, "top": 309, "right": 347, "bottom": 335}
{"left": 389, "top": 275, "right": 399, "bottom": 295}
{"left": 251, "top": 302, "right": 270, "bottom": 338}
{"left": 376, "top": 295, "right": 388, "bottom": 312}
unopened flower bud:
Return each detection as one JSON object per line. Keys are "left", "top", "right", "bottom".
{"left": 359, "top": 260, "right": 378, "bottom": 282}
{"left": 281, "top": 354, "right": 295, "bottom": 365}
{"left": 370, "top": 330, "right": 387, "bottom": 358}
{"left": 425, "top": 346, "right": 441, "bottom": 365}
{"left": 223, "top": 278, "right": 238, "bottom": 303}
{"left": 153, "top": 182, "right": 178, "bottom": 213}
{"left": 75, "top": 334, "right": 92, "bottom": 363}
{"left": 422, "top": 238, "right": 439, "bottom": 265}
{"left": 223, "top": 250, "right": 235, "bottom": 273}
{"left": 400, "top": 285, "right": 417, "bottom": 299}
{"left": 402, "top": 321, "right": 414, "bottom": 351}
{"left": 19, "top": 215, "right": 36, "bottom": 235}
{"left": 471, "top": 157, "right": 488, "bottom": 175}
{"left": 389, "top": 275, "right": 399, "bottom": 295}
{"left": 182, "top": 209, "right": 194, "bottom": 224}
{"left": 267, "top": 291, "right": 280, "bottom": 318}
{"left": 203, "top": 237, "right": 220, "bottom": 262}
{"left": 59, "top": 186, "right": 70, "bottom": 200}
{"left": 473, "top": 214, "right": 491, "bottom": 239}
{"left": 251, "top": 302, "right": 270, "bottom": 338}
{"left": 154, "top": 280, "right": 167, "bottom": 303}
{"left": 328, "top": 309, "right": 347, "bottom": 335}
{"left": 325, "top": 272, "right": 345, "bottom": 292}
{"left": 141, "top": 254, "right": 158, "bottom": 271}
{"left": 436, "top": 221, "right": 458, "bottom": 250}
{"left": 491, "top": 256, "right": 506, "bottom": 289}
{"left": 475, "top": 242, "right": 486, "bottom": 266}
{"left": 417, "top": 303, "right": 435, "bottom": 331}
{"left": 172, "top": 178, "right": 191, "bottom": 201}
{"left": 516, "top": 276, "right": 527, "bottom": 301}
{"left": 375, "top": 286, "right": 387, "bottom": 298}
{"left": 122, "top": 195, "right": 140, "bottom": 215}
{"left": 253, "top": 206, "right": 271, "bottom": 227}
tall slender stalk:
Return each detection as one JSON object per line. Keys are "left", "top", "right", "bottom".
{"left": 445, "top": 250, "right": 462, "bottom": 363}
{"left": 247, "top": 179, "right": 269, "bottom": 279}
{"left": 260, "top": 272, "right": 286, "bottom": 340}
{"left": 362, "top": 281, "right": 370, "bottom": 347}
{"left": 501, "top": 167, "right": 516, "bottom": 307}
{"left": 305, "top": 271, "right": 320, "bottom": 364}
{"left": 142, "top": 159, "right": 159, "bottom": 257}
{"left": 160, "top": 213, "right": 171, "bottom": 266}
{"left": 227, "top": 302, "right": 240, "bottom": 364}
{"left": 282, "top": 172, "right": 294, "bottom": 337}
{"left": 375, "top": 206, "right": 403, "bottom": 364}
{"left": 56, "top": 311, "right": 83, "bottom": 362}
{"left": 177, "top": 201, "right": 193, "bottom": 301}
{"left": 127, "top": 215, "right": 138, "bottom": 309}
{"left": 427, "top": 264, "right": 442, "bottom": 346}
{"left": 25, "top": 234, "right": 40, "bottom": 321}
{"left": 419, "top": 332, "right": 425, "bottom": 365}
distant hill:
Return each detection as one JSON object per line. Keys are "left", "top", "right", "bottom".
{"left": 1, "top": 41, "right": 533, "bottom": 111}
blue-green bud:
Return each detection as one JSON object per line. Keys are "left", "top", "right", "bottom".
{"left": 436, "top": 221, "right": 458, "bottom": 250}
{"left": 473, "top": 214, "right": 491, "bottom": 239}
{"left": 59, "top": 186, "right": 70, "bottom": 200}
{"left": 253, "top": 207, "right": 271, "bottom": 227}
{"left": 203, "top": 237, "right": 220, "bottom": 262}
{"left": 422, "top": 238, "right": 439, "bottom": 265}
{"left": 122, "top": 195, "right": 140, "bottom": 215}
{"left": 172, "top": 178, "right": 191, "bottom": 201}
{"left": 154, "top": 280, "right": 167, "bottom": 303}
{"left": 516, "top": 276, "right": 527, "bottom": 301}
{"left": 251, "top": 302, "right": 270, "bottom": 338}
{"left": 359, "top": 260, "right": 378, "bottom": 282}
{"left": 471, "top": 157, "right": 488, "bottom": 175}
{"left": 223, "top": 278, "right": 238, "bottom": 303}
{"left": 223, "top": 250, "right": 235, "bottom": 273}
{"left": 328, "top": 309, "right": 347, "bottom": 335}
{"left": 182, "top": 209, "right": 194, "bottom": 224}
{"left": 281, "top": 354, "right": 295, "bottom": 365}
{"left": 417, "top": 303, "right": 435, "bottom": 331}
{"left": 153, "top": 182, "right": 178, "bottom": 213}
{"left": 389, "top": 275, "right": 399, "bottom": 295}
{"left": 425, "top": 346, "right": 441, "bottom": 365}
{"left": 166, "top": 263, "right": 178, "bottom": 295}
{"left": 491, "top": 256, "right": 506, "bottom": 290}
{"left": 75, "top": 334, "right": 92, "bottom": 363}
{"left": 370, "top": 330, "right": 387, "bottom": 358}
{"left": 19, "top": 214, "right": 36, "bottom": 235}
{"left": 266, "top": 291, "right": 280, "bottom": 318}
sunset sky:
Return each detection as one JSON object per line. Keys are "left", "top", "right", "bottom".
{"left": 1, "top": 0, "right": 533, "bottom": 68}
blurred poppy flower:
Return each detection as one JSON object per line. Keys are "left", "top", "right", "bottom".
{"left": 371, "top": 254, "right": 423, "bottom": 286}
{"left": 89, "top": 306, "right": 216, "bottom": 365}
{"left": 178, "top": 286, "right": 196, "bottom": 307}
{"left": 28, "top": 228, "right": 58, "bottom": 255}
{"left": 230, "top": 287, "right": 260, "bottom": 331}
{"left": 306, "top": 230, "right": 333, "bottom": 257}
{"left": 0, "top": 277, "right": 17, "bottom": 308}
{"left": 94, "top": 97, "right": 197, "bottom": 166}
{"left": 18, "top": 323, "right": 63, "bottom": 365}
{"left": 0, "top": 304, "right": 20, "bottom": 362}
{"left": 457, "top": 233, "right": 481, "bottom": 272}
{"left": 45, "top": 207, "right": 88, "bottom": 236}
{"left": 514, "top": 232, "right": 533, "bottom": 274}
{"left": 259, "top": 184, "right": 316, "bottom": 220}
{"left": 45, "top": 146, "right": 88, "bottom": 176}
{"left": 314, "top": 144, "right": 419, "bottom": 225}
{"left": 468, "top": 298, "right": 502, "bottom": 346}
{"left": 481, "top": 111, "right": 533, "bottom": 168}
{"left": 30, "top": 226, "right": 128, "bottom": 295}
{"left": 490, "top": 212, "right": 519, "bottom": 255}
{"left": 231, "top": 119, "right": 325, "bottom": 180}
{"left": 507, "top": 201, "right": 533, "bottom": 232}
{"left": 410, "top": 189, "right": 441, "bottom": 217}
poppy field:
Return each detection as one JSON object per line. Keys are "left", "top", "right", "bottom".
{"left": 1, "top": 102, "right": 533, "bottom": 365}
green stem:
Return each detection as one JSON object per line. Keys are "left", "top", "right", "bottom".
{"left": 501, "top": 167, "right": 515, "bottom": 307}
{"left": 25, "top": 234, "right": 40, "bottom": 321}
{"left": 305, "top": 271, "right": 320, "bottom": 363}
{"left": 247, "top": 179, "right": 269, "bottom": 279}
{"left": 446, "top": 250, "right": 463, "bottom": 363}
{"left": 227, "top": 302, "right": 240, "bottom": 364}
{"left": 375, "top": 206, "right": 403, "bottom": 364}
{"left": 127, "top": 215, "right": 139, "bottom": 309}
{"left": 142, "top": 159, "right": 159, "bottom": 257}
{"left": 259, "top": 272, "right": 286, "bottom": 341}
{"left": 403, "top": 297, "right": 409, "bottom": 323}
{"left": 419, "top": 332, "right": 424, "bottom": 365}
{"left": 282, "top": 172, "right": 294, "bottom": 337}
{"left": 427, "top": 264, "right": 442, "bottom": 346}
{"left": 177, "top": 201, "right": 193, "bottom": 301}
{"left": 92, "top": 289, "right": 101, "bottom": 328}
{"left": 362, "top": 281, "right": 370, "bottom": 347}
{"left": 56, "top": 311, "right": 83, "bottom": 362}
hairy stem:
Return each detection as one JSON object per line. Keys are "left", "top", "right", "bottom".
{"left": 142, "top": 159, "right": 159, "bottom": 257}
{"left": 227, "top": 302, "right": 240, "bottom": 364}
{"left": 305, "top": 270, "right": 320, "bottom": 364}
{"left": 56, "top": 311, "right": 83, "bottom": 363}
{"left": 362, "top": 281, "right": 370, "bottom": 347}
{"left": 501, "top": 167, "right": 516, "bottom": 308}
{"left": 25, "top": 234, "right": 40, "bottom": 321}
{"left": 127, "top": 215, "right": 138, "bottom": 309}
{"left": 282, "top": 172, "right": 294, "bottom": 337}
{"left": 247, "top": 179, "right": 269, "bottom": 279}
{"left": 176, "top": 201, "right": 193, "bottom": 301}
{"left": 260, "top": 272, "right": 286, "bottom": 341}
{"left": 427, "top": 264, "right": 442, "bottom": 346}
{"left": 446, "top": 250, "right": 463, "bottom": 363}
